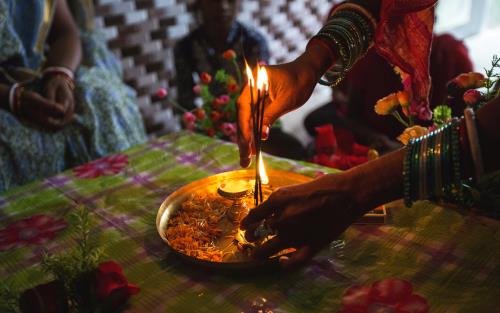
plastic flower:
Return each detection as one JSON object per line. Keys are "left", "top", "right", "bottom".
{"left": 463, "top": 89, "right": 483, "bottom": 106}
{"left": 338, "top": 279, "right": 429, "bottom": 313}
{"left": 0, "top": 215, "right": 67, "bottom": 251}
{"left": 397, "top": 125, "right": 429, "bottom": 145}
{"left": 74, "top": 154, "right": 129, "bottom": 179}
{"left": 93, "top": 261, "right": 140, "bottom": 310}
{"left": 221, "top": 122, "right": 236, "bottom": 137}
{"left": 192, "top": 85, "right": 202, "bottom": 95}
{"left": 222, "top": 49, "right": 237, "bottom": 60}
{"left": 156, "top": 88, "right": 168, "bottom": 99}
{"left": 193, "top": 108, "right": 205, "bottom": 119}
{"left": 375, "top": 93, "right": 399, "bottom": 115}
{"left": 182, "top": 111, "right": 196, "bottom": 124}
{"left": 200, "top": 72, "right": 212, "bottom": 84}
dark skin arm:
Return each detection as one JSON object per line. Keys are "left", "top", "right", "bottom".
{"left": 41, "top": 0, "right": 82, "bottom": 127}
{"left": 241, "top": 97, "right": 500, "bottom": 269}
{"left": 1, "top": 0, "right": 81, "bottom": 129}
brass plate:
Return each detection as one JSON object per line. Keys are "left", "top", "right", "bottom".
{"left": 156, "top": 169, "right": 311, "bottom": 269}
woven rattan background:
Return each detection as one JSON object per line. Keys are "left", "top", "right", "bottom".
{"left": 93, "top": 0, "right": 332, "bottom": 135}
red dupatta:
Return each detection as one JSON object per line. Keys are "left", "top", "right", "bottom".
{"left": 327, "top": 0, "right": 438, "bottom": 120}
{"left": 375, "top": 0, "right": 438, "bottom": 120}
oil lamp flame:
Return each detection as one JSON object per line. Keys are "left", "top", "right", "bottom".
{"left": 258, "top": 154, "right": 269, "bottom": 185}
{"left": 245, "top": 62, "right": 254, "bottom": 88}
{"left": 256, "top": 66, "right": 268, "bottom": 92}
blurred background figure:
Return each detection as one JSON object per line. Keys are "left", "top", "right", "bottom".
{"left": 174, "top": 0, "right": 305, "bottom": 160}
{"left": 0, "top": 0, "right": 146, "bottom": 192}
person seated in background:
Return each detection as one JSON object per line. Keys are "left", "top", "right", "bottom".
{"left": 0, "top": 0, "right": 146, "bottom": 193}
{"left": 304, "top": 32, "right": 473, "bottom": 154}
{"left": 174, "top": 0, "right": 305, "bottom": 160}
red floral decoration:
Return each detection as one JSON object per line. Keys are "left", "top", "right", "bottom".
{"left": 223, "top": 49, "right": 237, "bottom": 60}
{"left": 155, "top": 87, "right": 168, "bottom": 99}
{"left": 73, "top": 154, "right": 129, "bottom": 179}
{"left": 93, "top": 261, "right": 140, "bottom": 311}
{"left": 200, "top": 72, "right": 212, "bottom": 84}
{"left": 0, "top": 215, "right": 67, "bottom": 251}
{"left": 338, "top": 278, "right": 429, "bottom": 313}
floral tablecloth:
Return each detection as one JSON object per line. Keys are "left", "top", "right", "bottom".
{"left": 1, "top": 131, "right": 499, "bottom": 313}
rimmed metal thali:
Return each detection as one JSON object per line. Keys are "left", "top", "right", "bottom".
{"left": 156, "top": 169, "right": 312, "bottom": 270}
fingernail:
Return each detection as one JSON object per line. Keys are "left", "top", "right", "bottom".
{"left": 261, "top": 125, "right": 270, "bottom": 141}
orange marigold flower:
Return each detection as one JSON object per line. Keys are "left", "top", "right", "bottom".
{"left": 223, "top": 49, "right": 237, "bottom": 60}
{"left": 375, "top": 93, "right": 399, "bottom": 115}
{"left": 397, "top": 126, "right": 429, "bottom": 145}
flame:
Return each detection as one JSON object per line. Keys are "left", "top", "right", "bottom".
{"left": 245, "top": 62, "right": 254, "bottom": 88}
{"left": 256, "top": 66, "right": 268, "bottom": 92}
{"left": 258, "top": 154, "right": 269, "bottom": 184}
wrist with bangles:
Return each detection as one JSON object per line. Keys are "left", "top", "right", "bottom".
{"left": 307, "top": 2, "right": 376, "bottom": 88}
{"left": 42, "top": 66, "right": 75, "bottom": 90}
{"left": 403, "top": 111, "right": 484, "bottom": 209}
{"left": 7, "top": 83, "right": 25, "bottom": 115}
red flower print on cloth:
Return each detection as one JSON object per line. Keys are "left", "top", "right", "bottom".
{"left": 0, "top": 215, "right": 67, "bottom": 251}
{"left": 338, "top": 278, "right": 429, "bottom": 313}
{"left": 73, "top": 154, "right": 129, "bottom": 179}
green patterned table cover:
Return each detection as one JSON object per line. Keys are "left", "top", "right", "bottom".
{"left": 1, "top": 131, "right": 499, "bottom": 312}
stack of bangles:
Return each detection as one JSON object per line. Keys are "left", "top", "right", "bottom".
{"left": 42, "top": 66, "right": 75, "bottom": 90}
{"left": 403, "top": 109, "right": 484, "bottom": 208}
{"left": 309, "top": 2, "right": 377, "bottom": 87}
{"left": 7, "top": 66, "right": 74, "bottom": 115}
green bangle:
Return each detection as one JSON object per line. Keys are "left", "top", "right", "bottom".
{"left": 433, "top": 128, "right": 444, "bottom": 197}
{"left": 426, "top": 131, "right": 436, "bottom": 199}
{"left": 410, "top": 137, "right": 422, "bottom": 203}
{"left": 403, "top": 138, "right": 415, "bottom": 207}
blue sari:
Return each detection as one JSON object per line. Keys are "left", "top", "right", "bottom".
{"left": 0, "top": 0, "right": 146, "bottom": 192}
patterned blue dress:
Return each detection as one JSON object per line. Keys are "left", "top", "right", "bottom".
{"left": 0, "top": 0, "right": 146, "bottom": 192}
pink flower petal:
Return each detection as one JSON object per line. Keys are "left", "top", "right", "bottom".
{"left": 372, "top": 279, "right": 413, "bottom": 304}
{"left": 341, "top": 285, "right": 373, "bottom": 311}
{"left": 395, "top": 294, "right": 429, "bottom": 313}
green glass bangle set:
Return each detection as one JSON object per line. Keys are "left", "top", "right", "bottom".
{"left": 403, "top": 119, "right": 464, "bottom": 207}
{"left": 315, "top": 9, "right": 374, "bottom": 87}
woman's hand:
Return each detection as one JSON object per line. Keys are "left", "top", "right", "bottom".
{"left": 19, "top": 89, "right": 69, "bottom": 130}
{"left": 240, "top": 172, "right": 368, "bottom": 269}
{"left": 237, "top": 44, "right": 335, "bottom": 167}
{"left": 43, "top": 75, "right": 75, "bottom": 125}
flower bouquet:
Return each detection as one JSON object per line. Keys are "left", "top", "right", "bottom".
{"left": 376, "top": 55, "right": 499, "bottom": 145}
{"left": 157, "top": 49, "right": 244, "bottom": 142}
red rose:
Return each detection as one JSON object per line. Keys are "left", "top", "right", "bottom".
{"left": 206, "top": 128, "right": 216, "bottom": 137}
{"left": 463, "top": 89, "right": 482, "bottom": 106}
{"left": 218, "top": 95, "right": 230, "bottom": 104}
{"left": 155, "top": 88, "right": 168, "bottom": 99}
{"left": 19, "top": 281, "right": 68, "bottom": 313}
{"left": 227, "top": 83, "right": 239, "bottom": 94}
{"left": 200, "top": 72, "right": 212, "bottom": 84}
{"left": 94, "top": 261, "right": 140, "bottom": 311}
{"left": 210, "top": 111, "right": 222, "bottom": 122}
{"left": 193, "top": 108, "right": 206, "bottom": 119}
{"left": 223, "top": 49, "right": 237, "bottom": 60}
